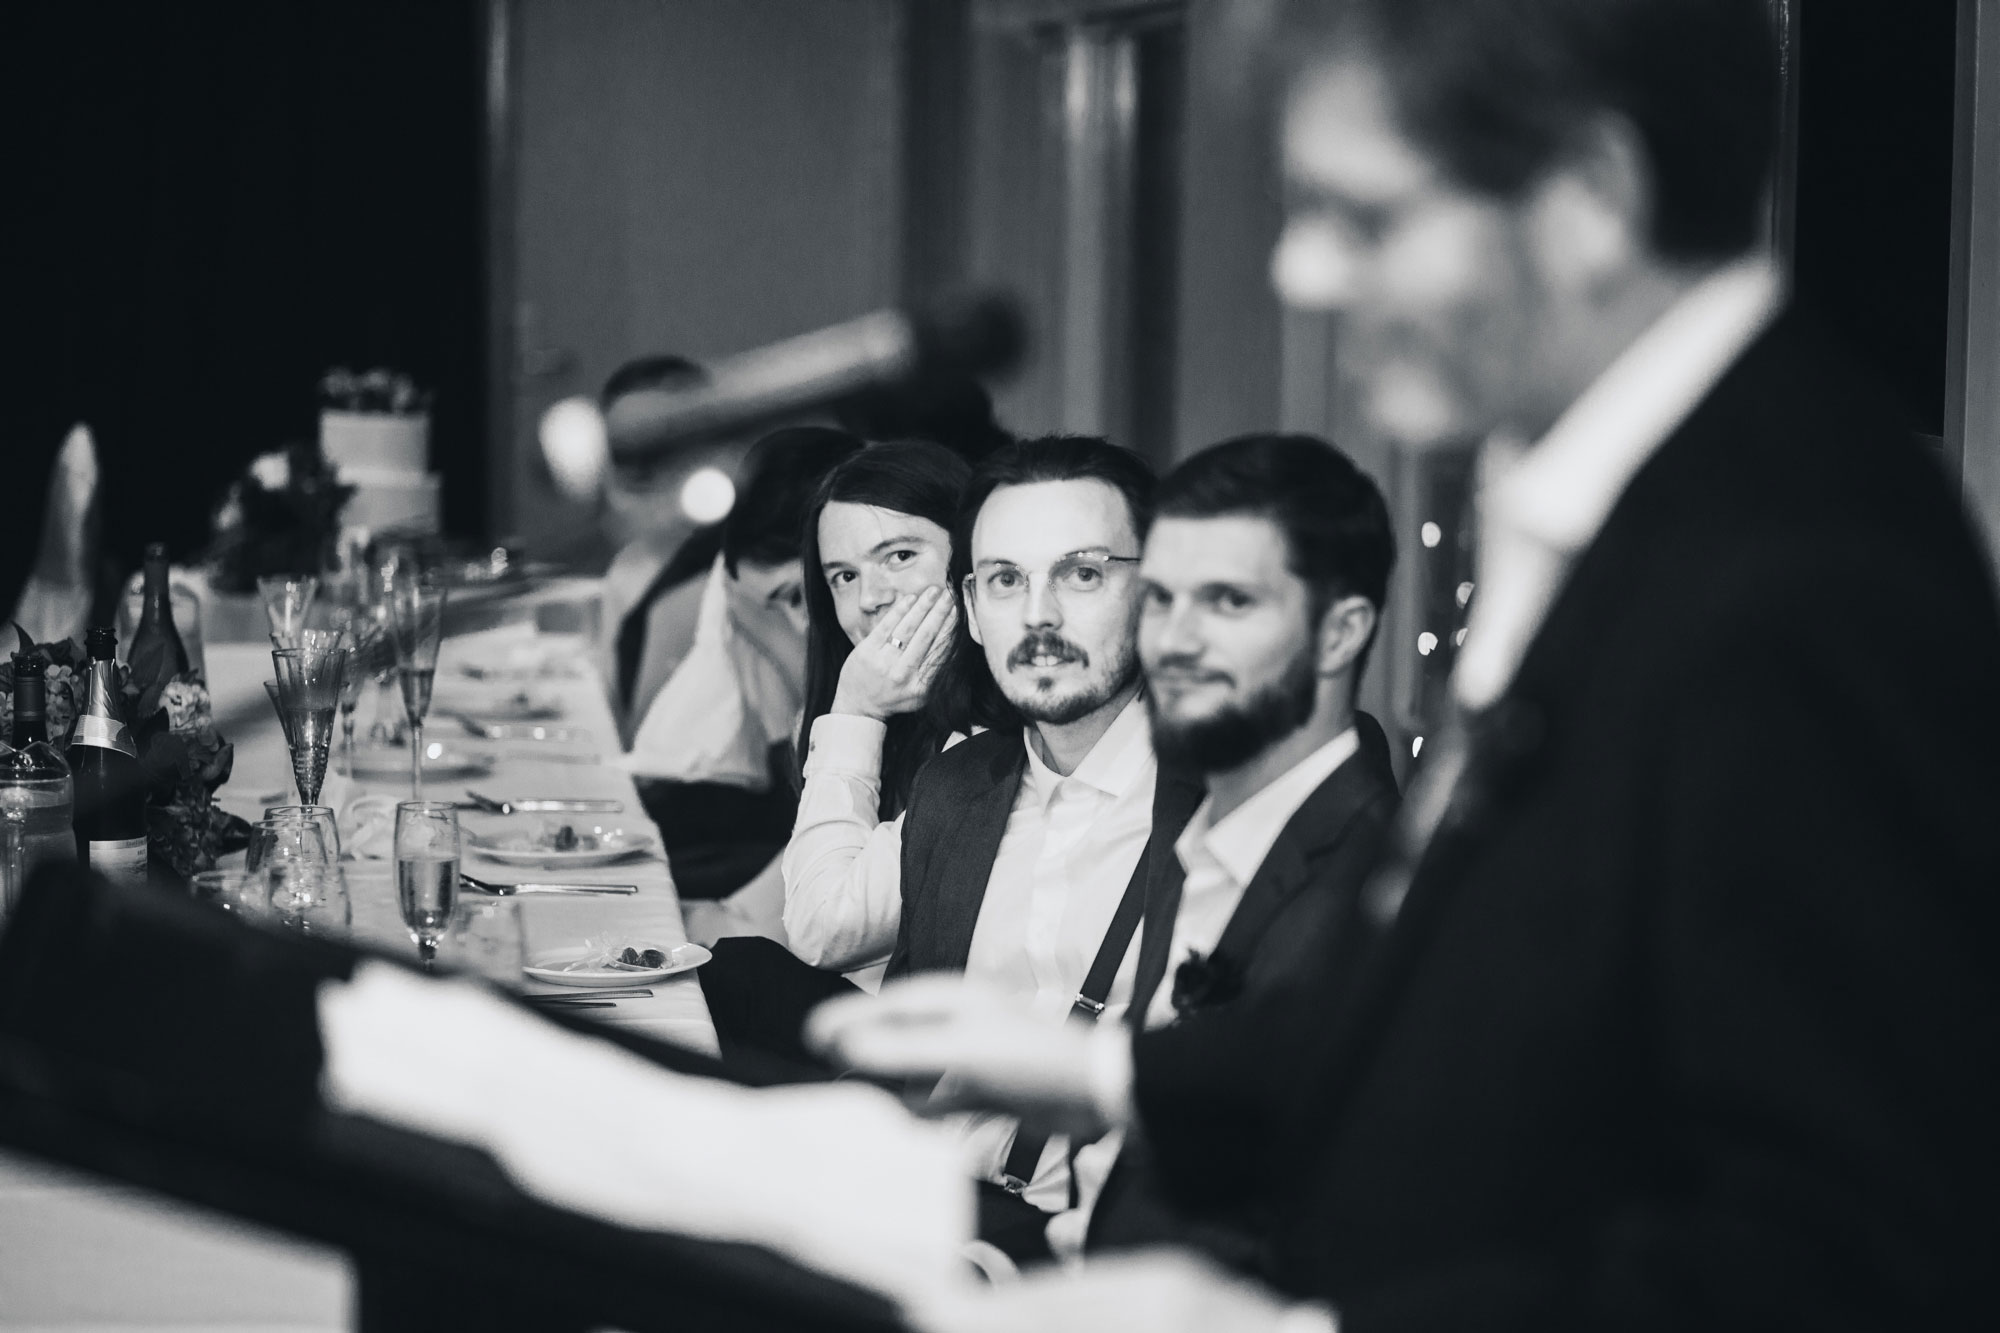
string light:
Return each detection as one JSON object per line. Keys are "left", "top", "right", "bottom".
{"left": 680, "top": 467, "right": 737, "bottom": 523}
{"left": 1420, "top": 521, "right": 1442, "bottom": 548}
{"left": 1417, "top": 631, "right": 1438, "bottom": 656}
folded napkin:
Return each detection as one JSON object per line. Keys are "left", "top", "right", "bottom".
{"left": 340, "top": 794, "right": 400, "bottom": 860}
{"left": 319, "top": 962, "right": 972, "bottom": 1304}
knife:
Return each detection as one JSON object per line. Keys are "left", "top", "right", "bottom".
{"left": 460, "top": 874, "right": 639, "bottom": 896}
{"left": 464, "top": 792, "right": 623, "bottom": 814}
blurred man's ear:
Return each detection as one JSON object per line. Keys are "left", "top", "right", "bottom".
{"left": 1523, "top": 115, "right": 1650, "bottom": 296}
{"left": 1316, "top": 595, "right": 1378, "bottom": 677}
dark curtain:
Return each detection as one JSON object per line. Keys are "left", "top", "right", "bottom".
{"left": 8, "top": 1, "right": 484, "bottom": 604}
{"left": 1793, "top": 1, "right": 1958, "bottom": 438}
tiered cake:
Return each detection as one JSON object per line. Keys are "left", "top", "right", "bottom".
{"left": 319, "top": 410, "right": 441, "bottom": 534}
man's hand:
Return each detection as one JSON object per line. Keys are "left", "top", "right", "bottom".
{"left": 805, "top": 975, "right": 1125, "bottom": 1137}
{"left": 828, "top": 587, "right": 957, "bottom": 721}
{"left": 909, "top": 1250, "right": 1311, "bottom": 1333}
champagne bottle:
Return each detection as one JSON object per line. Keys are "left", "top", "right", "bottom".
{"left": 1, "top": 654, "right": 78, "bottom": 914}
{"left": 128, "top": 542, "right": 190, "bottom": 689}
{"left": 69, "top": 627, "right": 149, "bottom": 889}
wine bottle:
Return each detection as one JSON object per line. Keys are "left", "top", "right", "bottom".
{"left": 1, "top": 654, "right": 78, "bottom": 913}
{"left": 128, "top": 542, "right": 190, "bottom": 690}
{"left": 69, "top": 627, "right": 149, "bottom": 889}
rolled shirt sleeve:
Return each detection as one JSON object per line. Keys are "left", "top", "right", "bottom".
{"left": 781, "top": 713, "right": 905, "bottom": 972}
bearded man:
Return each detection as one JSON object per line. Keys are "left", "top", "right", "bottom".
{"left": 816, "top": 433, "right": 1402, "bottom": 1266}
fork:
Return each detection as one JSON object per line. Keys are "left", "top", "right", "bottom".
{"left": 462, "top": 789, "right": 622, "bottom": 815}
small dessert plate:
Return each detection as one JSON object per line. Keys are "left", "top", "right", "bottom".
{"left": 524, "top": 943, "right": 710, "bottom": 988}
{"left": 466, "top": 825, "right": 656, "bottom": 867}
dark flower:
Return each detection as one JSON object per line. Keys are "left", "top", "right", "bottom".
{"left": 1170, "top": 948, "right": 1245, "bottom": 1019}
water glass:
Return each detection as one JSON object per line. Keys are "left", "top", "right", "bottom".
{"left": 438, "top": 898, "right": 526, "bottom": 987}
{"left": 189, "top": 869, "right": 254, "bottom": 915}
{"left": 394, "top": 800, "right": 460, "bottom": 971}
{"left": 262, "top": 804, "right": 343, "bottom": 860}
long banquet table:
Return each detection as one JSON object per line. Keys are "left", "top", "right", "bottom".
{"left": 0, "top": 613, "right": 718, "bottom": 1330}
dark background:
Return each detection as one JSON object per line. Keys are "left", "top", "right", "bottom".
{"left": 11, "top": 1, "right": 485, "bottom": 588}
{"left": 1794, "top": 1, "right": 1959, "bottom": 440}
{"left": 4, "top": 0, "right": 1962, "bottom": 609}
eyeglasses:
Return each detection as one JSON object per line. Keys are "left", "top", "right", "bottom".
{"left": 964, "top": 548, "right": 1141, "bottom": 603}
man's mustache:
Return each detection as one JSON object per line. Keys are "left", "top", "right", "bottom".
{"left": 1008, "top": 631, "right": 1089, "bottom": 670}
{"left": 1146, "top": 653, "right": 1232, "bottom": 688}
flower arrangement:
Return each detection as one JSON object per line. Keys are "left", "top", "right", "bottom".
{"left": 321, "top": 366, "right": 431, "bottom": 416}
{"left": 1170, "top": 948, "right": 1246, "bottom": 1019}
{"left": 206, "top": 440, "right": 356, "bottom": 594}
{"left": 3, "top": 625, "right": 249, "bottom": 881}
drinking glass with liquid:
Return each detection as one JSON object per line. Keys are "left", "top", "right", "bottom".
{"left": 394, "top": 800, "right": 459, "bottom": 971}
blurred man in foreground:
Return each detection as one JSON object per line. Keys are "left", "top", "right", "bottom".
{"left": 830, "top": 0, "right": 2000, "bottom": 1328}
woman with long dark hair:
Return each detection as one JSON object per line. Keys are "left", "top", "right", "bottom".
{"left": 779, "top": 441, "right": 973, "bottom": 976}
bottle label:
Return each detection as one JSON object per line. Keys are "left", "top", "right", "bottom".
{"left": 86, "top": 836, "right": 151, "bottom": 888}
{"left": 73, "top": 715, "right": 138, "bottom": 758}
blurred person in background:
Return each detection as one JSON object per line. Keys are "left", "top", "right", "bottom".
{"left": 7, "top": 424, "right": 100, "bottom": 645}
{"left": 585, "top": 354, "right": 755, "bottom": 740}
{"left": 625, "top": 426, "right": 862, "bottom": 904}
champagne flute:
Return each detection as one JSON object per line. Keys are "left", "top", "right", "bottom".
{"left": 258, "top": 574, "right": 320, "bottom": 650}
{"left": 388, "top": 585, "right": 447, "bottom": 797}
{"left": 394, "top": 800, "right": 460, "bottom": 971}
{"left": 271, "top": 639, "right": 346, "bottom": 807}
{"left": 337, "top": 606, "right": 391, "bottom": 762}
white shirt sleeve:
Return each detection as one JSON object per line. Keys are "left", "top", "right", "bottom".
{"left": 781, "top": 712, "right": 906, "bottom": 972}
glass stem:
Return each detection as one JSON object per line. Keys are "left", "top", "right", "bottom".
{"left": 419, "top": 938, "right": 437, "bottom": 972}
{"left": 341, "top": 704, "right": 356, "bottom": 759}
{"left": 410, "top": 719, "right": 424, "bottom": 798}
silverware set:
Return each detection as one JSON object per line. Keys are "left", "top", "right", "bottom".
{"left": 459, "top": 872, "right": 638, "bottom": 896}
{"left": 461, "top": 790, "right": 622, "bottom": 816}
{"left": 452, "top": 712, "right": 589, "bottom": 744}
{"left": 525, "top": 987, "right": 654, "bottom": 1010}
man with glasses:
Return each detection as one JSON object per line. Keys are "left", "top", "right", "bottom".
{"left": 871, "top": 435, "right": 1200, "bottom": 1266}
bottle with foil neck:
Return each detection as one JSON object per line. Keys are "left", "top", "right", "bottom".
{"left": 69, "top": 627, "right": 149, "bottom": 889}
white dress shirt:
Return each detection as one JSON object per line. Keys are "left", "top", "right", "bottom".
{"left": 1048, "top": 727, "right": 1361, "bottom": 1260}
{"left": 1143, "top": 726, "right": 1360, "bottom": 1028}
{"left": 1455, "top": 257, "right": 1783, "bottom": 710}
{"left": 621, "top": 555, "right": 797, "bottom": 786}
{"left": 947, "top": 694, "right": 1157, "bottom": 1214}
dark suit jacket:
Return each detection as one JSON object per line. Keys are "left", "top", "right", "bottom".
{"left": 1136, "top": 309, "right": 2000, "bottom": 1330}
{"left": 887, "top": 726, "right": 1206, "bottom": 981}
{"left": 1090, "top": 732, "right": 1399, "bottom": 1257}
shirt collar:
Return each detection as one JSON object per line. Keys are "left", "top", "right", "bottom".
{"left": 1021, "top": 692, "right": 1155, "bottom": 801}
{"left": 1175, "top": 727, "right": 1360, "bottom": 889}
{"left": 1485, "top": 256, "right": 1784, "bottom": 554}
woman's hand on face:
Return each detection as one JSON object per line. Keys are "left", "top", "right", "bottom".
{"left": 829, "top": 586, "right": 957, "bottom": 721}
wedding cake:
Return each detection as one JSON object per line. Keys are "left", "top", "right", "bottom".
{"left": 318, "top": 369, "right": 440, "bottom": 535}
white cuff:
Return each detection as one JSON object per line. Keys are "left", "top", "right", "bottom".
{"left": 1085, "top": 1023, "right": 1135, "bottom": 1130}
{"left": 803, "top": 712, "right": 889, "bottom": 779}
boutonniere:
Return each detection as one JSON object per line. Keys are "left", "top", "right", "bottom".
{"left": 1170, "top": 948, "right": 1244, "bottom": 1018}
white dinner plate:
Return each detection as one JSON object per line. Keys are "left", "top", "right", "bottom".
{"left": 436, "top": 688, "right": 564, "bottom": 722}
{"left": 466, "top": 825, "right": 656, "bottom": 867}
{"left": 524, "top": 943, "right": 710, "bottom": 988}
{"left": 347, "top": 746, "right": 494, "bottom": 781}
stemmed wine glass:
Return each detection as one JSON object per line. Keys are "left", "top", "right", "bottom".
{"left": 259, "top": 574, "right": 319, "bottom": 650}
{"left": 394, "top": 800, "right": 459, "bottom": 971}
{"left": 388, "top": 584, "right": 447, "bottom": 796}
{"left": 337, "top": 605, "right": 392, "bottom": 763}
{"left": 271, "top": 635, "right": 346, "bottom": 807}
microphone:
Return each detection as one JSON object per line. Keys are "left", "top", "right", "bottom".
{"left": 538, "top": 292, "right": 1025, "bottom": 498}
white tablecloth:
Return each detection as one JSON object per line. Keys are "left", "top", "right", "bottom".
{"left": 211, "top": 621, "right": 718, "bottom": 1055}
{"left": 0, "top": 608, "right": 721, "bottom": 1329}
